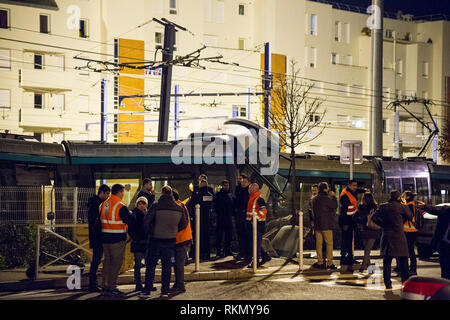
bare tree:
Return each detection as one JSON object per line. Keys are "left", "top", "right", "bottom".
{"left": 269, "top": 60, "right": 327, "bottom": 216}
{"left": 438, "top": 121, "right": 450, "bottom": 162}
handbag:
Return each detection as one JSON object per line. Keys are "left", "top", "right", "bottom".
{"left": 366, "top": 209, "right": 381, "bottom": 230}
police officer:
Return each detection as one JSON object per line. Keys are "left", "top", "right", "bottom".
{"left": 214, "top": 180, "right": 235, "bottom": 257}
{"left": 187, "top": 178, "right": 214, "bottom": 261}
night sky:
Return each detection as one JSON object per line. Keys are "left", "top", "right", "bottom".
{"left": 328, "top": 0, "right": 450, "bottom": 16}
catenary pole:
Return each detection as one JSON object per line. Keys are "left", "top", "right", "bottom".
{"left": 263, "top": 42, "right": 271, "bottom": 129}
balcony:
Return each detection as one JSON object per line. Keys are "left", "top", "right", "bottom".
{"left": 19, "top": 69, "right": 72, "bottom": 93}
{"left": 19, "top": 108, "right": 73, "bottom": 132}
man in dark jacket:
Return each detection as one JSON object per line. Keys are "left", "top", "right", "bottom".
{"left": 372, "top": 190, "right": 413, "bottom": 290}
{"left": 141, "top": 186, "right": 187, "bottom": 298}
{"left": 418, "top": 203, "right": 450, "bottom": 279}
{"left": 100, "top": 184, "right": 135, "bottom": 296}
{"left": 129, "top": 196, "right": 152, "bottom": 292}
{"left": 187, "top": 179, "right": 214, "bottom": 261}
{"left": 311, "top": 182, "right": 338, "bottom": 269}
{"left": 339, "top": 180, "right": 361, "bottom": 265}
{"left": 234, "top": 174, "right": 251, "bottom": 260}
{"left": 87, "top": 184, "right": 110, "bottom": 292}
{"left": 214, "top": 180, "right": 235, "bottom": 257}
{"left": 133, "top": 178, "right": 155, "bottom": 209}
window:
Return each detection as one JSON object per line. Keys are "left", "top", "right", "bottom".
{"left": 34, "top": 93, "right": 43, "bottom": 109}
{"left": 79, "top": 95, "right": 89, "bottom": 113}
{"left": 307, "top": 47, "right": 317, "bottom": 68}
{"left": 405, "top": 32, "right": 412, "bottom": 41}
{"left": 385, "top": 29, "right": 393, "bottom": 39}
{"left": 310, "top": 14, "right": 317, "bottom": 36}
{"left": 331, "top": 52, "right": 338, "bottom": 65}
{"left": 34, "top": 54, "right": 43, "bottom": 69}
{"left": 216, "top": 0, "right": 224, "bottom": 23}
{"left": 345, "top": 55, "right": 353, "bottom": 66}
{"left": 169, "top": 0, "right": 177, "bottom": 14}
{"left": 239, "top": 106, "right": 246, "bottom": 118}
{"left": 309, "top": 114, "right": 321, "bottom": 124}
{"left": 351, "top": 116, "right": 365, "bottom": 129}
{"left": 383, "top": 119, "right": 389, "bottom": 133}
{"left": 0, "top": 89, "right": 10, "bottom": 109}
{"left": 344, "top": 23, "right": 350, "bottom": 43}
{"left": 155, "top": 32, "right": 163, "bottom": 48}
{"left": 0, "top": 48, "right": 10, "bottom": 69}
{"left": 40, "top": 14, "right": 50, "bottom": 34}
{"left": 422, "top": 61, "right": 429, "bottom": 78}
{"left": 79, "top": 19, "right": 88, "bottom": 38}
{"left": 396, "top": 59, "right": 403, "bottom": 76}
{"left": 334, "top": 21, "right": 341, "bottom": 41}
{"left": 239, "top": 4, "right": 245, "bottom": 15}
{"left": 238, "top": 38, "right": 245, "bottom": 50}
{"left": 0, "top": 9, "right": 9, "bottom": 29}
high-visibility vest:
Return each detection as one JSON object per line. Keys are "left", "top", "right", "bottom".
{"left": 340, "top": 187, "right": 358, "bottom": 216}
{"left": 404, "top": 200, "right": 418, "bottom": 232}
{"left": 176, "top": 200, "right": 193, "bottom": 244}
{"left": 246, "top": 190, "right": 267, "bottom": 221}
{"left": 99, "top": 194, "right": 128, "bottom": 234}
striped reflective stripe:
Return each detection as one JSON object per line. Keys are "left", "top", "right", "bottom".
{"left": 102, "top": 229, "right": 127, "bottom": 234}
{"left": 111, "top": 201, "right": 122, "bottom": 222}
{"left": 101, "top": 219, "right": 126, "bottom": 225}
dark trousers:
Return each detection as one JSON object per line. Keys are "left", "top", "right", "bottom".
{"left": 89, "top": 245, "right": 103, "bottom": 288}
{"left": 383, "top": 256, "right": 409, "bottom": 288}
{"left": 236, "top": 215, "right": 248, "bottom": 258}
{"left": 216, "top": 217, "right": 232, "bottom": 255}
{"left": 405, "top": 232, "right": 418, "bottom": 271}
{"left": 133, "top": 251, "right": 145, "bottom": 287}
{"left": 438, "top": 243, "right": 450, "bottom": 280}
{"left": 245, "top": 220, "right": 268, "bottom": 261}
{"left": 200, "top": 218, "right": 210, "bottom": 259}
{"left": 340, "top": 224, "right": 354, "bottom": 263}
{"left": 174, "top": 242, "right": 190, "bottom": 290}
{"left": 144, "top": 239, "right": 175, "bottom": 295}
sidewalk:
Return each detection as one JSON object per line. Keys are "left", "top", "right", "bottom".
{"left": 0, "top": 250, "right": 379, "bottom": 292}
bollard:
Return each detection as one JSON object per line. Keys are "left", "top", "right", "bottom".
{"left": 252, "top": 202, "right": 257, "bottom": 273}
{"left": 298, "top": 211, "right": 304, "bottom": 271}
{"left": 195, "top": 204, "right": 200, "bottom": 272}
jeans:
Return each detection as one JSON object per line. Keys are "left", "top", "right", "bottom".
{"left": 133, "top": 251, "right": 145, "bottom": 287}
{"left": 102, "top": 241, "right": 126, "bottom": 291}
{"left": 89, "top": 245, "right": 103, "bottom": 288}
{"left": 383, "top": 256, "right": 409, "bottom": 288}
{"left": 144, "top": 239, "right": 175, "bottom": 295}
{"left": 405, "top": 232, "right": 418, "bottom": 271}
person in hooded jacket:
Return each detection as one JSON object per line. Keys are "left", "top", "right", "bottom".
{"left": 352, "top": 192, "right": 380, "bottom": 272}
{"left": 87, "top": 184, "right": 110, "bottom": 292}
{"left": 214, "top": 180, "right": 235, "bottom": 257}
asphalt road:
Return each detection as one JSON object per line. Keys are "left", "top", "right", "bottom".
{"left": 0, "top": 256, "right": 442, "bottom": 301}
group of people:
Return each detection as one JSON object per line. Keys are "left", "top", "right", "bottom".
{"left": 86, "top": 174, "right": 272, "bottom": 298}
{"left": 308, "top": 179, "right": 450, "bottom": 290}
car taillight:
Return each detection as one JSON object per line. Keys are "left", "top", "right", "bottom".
{"left": 402, "top": 281, "right": 446, "bottom": 297}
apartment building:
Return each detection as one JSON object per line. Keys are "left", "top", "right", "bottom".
{"left": 0, "top": 0, "right": 449, "bottom": 161}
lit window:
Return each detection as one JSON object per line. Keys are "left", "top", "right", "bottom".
{"left": 79, "top": 19, "right": 88, "bottom": 38}
{"left": 40, "top": 14, "right": 50, "bottom": 34}
{"left": 0, "top": 9, "right": 9, "bottom": 29}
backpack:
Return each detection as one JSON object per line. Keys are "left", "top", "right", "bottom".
{"left": 366, "top": 208, "right": 381, "bottom": 230}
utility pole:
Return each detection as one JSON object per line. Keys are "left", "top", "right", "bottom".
{"left": 263, "top": 42, "right": 272, "bottom": 129}
{"left": 100, "top": 78, "right": 107, "bottom": 143}
{"left": 393, "top": 30, "right": 400, "bottom": 158}
{"left": 154, "top": 18, "right": 186, "bottom": 142}
{"left": 174, "top": 84, "right": 179, "bottom": 140}
{"left": 370, "top": 0, "right": 384, "bottom": 156}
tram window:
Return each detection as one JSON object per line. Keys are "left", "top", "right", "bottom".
{"left": 386, "top": 178, "right": 401, "bottom": 192}
{"left": 416, "top": 177, "right": 429, "bottom": 202}
{"left": 402, "top": 178, "right": 415, "bottom": 193}
{"left": 439, "top": 184, "right": 450, "bottom": 204}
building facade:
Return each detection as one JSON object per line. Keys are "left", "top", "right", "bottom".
{"left": 0, "top": 0, "right": 449, "bottom": 161}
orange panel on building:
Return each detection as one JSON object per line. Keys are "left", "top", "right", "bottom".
{"left": 118, "top": 38, "right": 145, "bottom": 143}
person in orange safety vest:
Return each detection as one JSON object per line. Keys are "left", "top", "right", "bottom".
{"left": 339, "top": 180, "right": 360, "bottom": 266}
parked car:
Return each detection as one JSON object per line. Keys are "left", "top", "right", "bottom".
{"left": 417, "top": 203, "right": 450, "bottom": 259}
{"left": 402, "top": 276, "right": 450, "bottom": 300}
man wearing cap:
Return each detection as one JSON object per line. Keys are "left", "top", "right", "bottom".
{"left": 129, "top": 196, "right": 154, "bottom": 292}
{"left": 99, "top": 184, "right": 135, "bottom": 296}
{"left": 339, "top": 180, "right": 360, "bottom": 266}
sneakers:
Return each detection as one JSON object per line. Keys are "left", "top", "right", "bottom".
{"left": 139, "top": 291, "right": 151, "bottom": 298}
